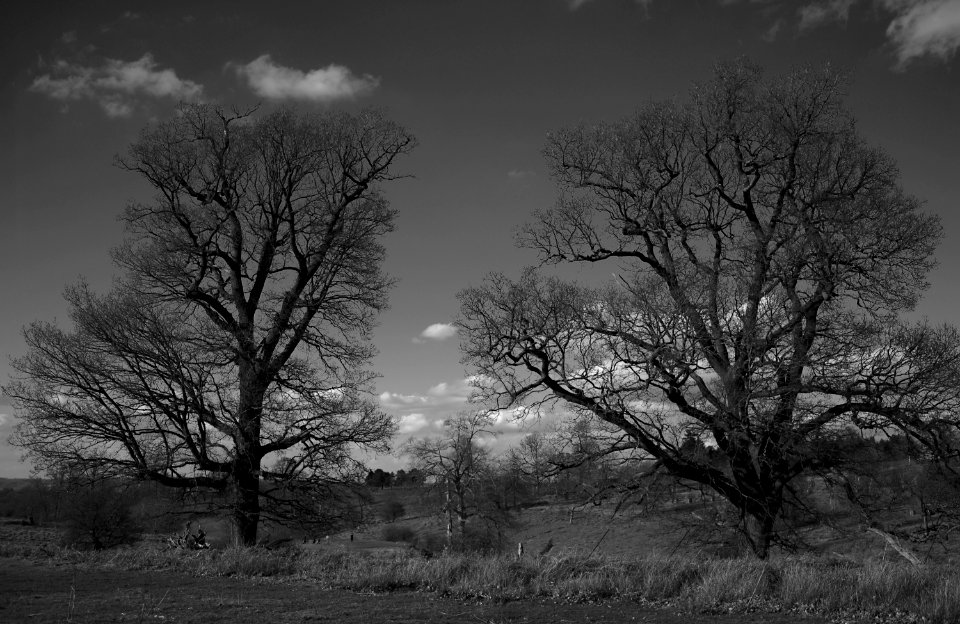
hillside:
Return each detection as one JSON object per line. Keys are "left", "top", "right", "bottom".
{"left": 345, "top": 472, "right": 960, "bottom": 566}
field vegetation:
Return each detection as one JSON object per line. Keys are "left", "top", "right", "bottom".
{"left": 2, "top": 522, "right": 958, "bottom": 623}
{"left": 4, "top": 443, "right": 960, "bottom": 624}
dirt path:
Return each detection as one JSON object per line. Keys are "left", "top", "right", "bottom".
{"left": 0, "top": 557, "right": 829, "bottom": 623}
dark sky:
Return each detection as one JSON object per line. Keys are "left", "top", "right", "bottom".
{"left": 2, "top": 0, "right": 959, "bottom": 476}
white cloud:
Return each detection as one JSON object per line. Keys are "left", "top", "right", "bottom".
{"left": 718, "top": 0, "right": 960, "bottom": 69}
{"left": 398, "top": 413, "right": 429, "bottom": 434}
{"left": 488, "top": 407, "right": 525, "bottom": 430}
{"left": 798, "top": 0, "right": 857, "bottom": 31}
{"left": 29, "top": 54, "right": 203, "bottom": 117}
{"left": 507, "top": 169, "right": 536, "bottom": 179}
{"left": 378, "top": 391, "right": 428, "bottom": 406}
{"left": 380, "top": 382, "right": 470, "bottom": 412}
{"left": 885, "top": 0, "right": 960, "bottom": 67}
{"left": 0, "top": 413, "right": 9, "bottom": 427}
{"left": 233, "top": 55, "right": 379, "bottom": 102}
{"left": 418, "top": 323, "right": 458, "bottom": 342}
{"left": 427, "top": 382, "right": 453, "bottom": 397}
{"left": 379, "top": 378, "right": 475, "bottom": 435}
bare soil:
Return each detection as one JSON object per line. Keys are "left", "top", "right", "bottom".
{"left": 0, "top": 557, "right": 829, "bottom": 624}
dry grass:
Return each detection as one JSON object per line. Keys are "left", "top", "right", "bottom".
{"left": 3, "top": 524, "right": 957, "bottom": 623}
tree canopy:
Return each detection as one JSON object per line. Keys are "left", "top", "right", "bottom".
{"left": 8, "top": 104, "right": 415, "bottom": 544}
{"left": 458, "top": 61, "right": 959, "bottom": 558}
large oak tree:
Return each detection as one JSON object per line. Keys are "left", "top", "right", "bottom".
{"left": 8, "top": 104, "right": 414, "bottom": 545}
{"left": 458, "top": 61, "right": 960, "bottom": 558}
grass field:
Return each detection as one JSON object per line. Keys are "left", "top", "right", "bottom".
{"left": 0, "top": 556, "right": 831, "bottom": 624}
{"left": 2, "top": 491, "right": 958, "bottom": 624}
{"left": 3, "top": 528, "right": 956, "bottom": 623}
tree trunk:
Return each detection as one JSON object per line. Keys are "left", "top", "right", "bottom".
{"left": 233, "top": 453, "right": 261, "bottom": 546}
{"left": 745, "top": 512, "right": 775, "bottom": 559}
{"left": 456, "top": 489, "right": 467, "bottom": 539}
{"left": 234, "top": 376, "right": 264, "bottom": 547}
{"left": 445, "top": 485, "right": 453, "bottom": 548}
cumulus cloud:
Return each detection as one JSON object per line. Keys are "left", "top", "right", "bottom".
{"left": 398, "top": 413, "right": 429, "bottom": 434}
{"left": 232, "top": 55, "right": 379, "bottom": 102}
{"left": 416, "top": 323, "right": 458, "bottom": 342}
{"left": 885, "top": 0, "right": 960, "bottom": 67}
{"left": 379, "top": 378, "right": 478, "bottom": 437}
{"left": 378, "top": 391, "right": 428, "bottom": 406}
{"left": 487, "top": 407, "right": 525, "bottom": 430}
{"left": 380, "top": 378, "right": 474, "bottom": 413}
{"left": 29, "top": 53, "right": 202, "bottom": 117}
{"left": 798, "top": 0, "right": 857, "bottom": 30}
{"left": 427, "top": 382, "right": 454, "bottom": 397}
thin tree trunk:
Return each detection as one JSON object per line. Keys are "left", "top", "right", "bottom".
{"left": 457, "top": 489, "right": 467, "bottom": 539}
{"left": 445, "top": 485, "right": 453, "bottom": 548}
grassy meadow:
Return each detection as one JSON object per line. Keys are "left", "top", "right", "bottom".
{"left": 3, "top": 490, "right": 960, "bottom": 624}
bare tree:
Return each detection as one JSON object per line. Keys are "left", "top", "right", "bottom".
{"left": 508, "top": 431, "right": 553, "bottom": 496}
{"left": 7, "top": 104, "right": 414, "bottom": 545}
{"left": 457, "top": 61, "right": 960, "bottom": 558}
{"left": 405, "top": 412, "right": 493, "bottom": 547}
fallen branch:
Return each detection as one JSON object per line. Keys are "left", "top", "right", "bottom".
{"left": 867, "top": 527, "right": 922, "bottom": 567}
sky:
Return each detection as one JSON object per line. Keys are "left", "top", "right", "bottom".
{"left": 2, "top": 0, "right": 959, "bottom": 478}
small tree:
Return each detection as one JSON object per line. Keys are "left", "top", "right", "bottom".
{"left": 61, "top": 477, "right": 141, "bottom": 550}
{"left": 508, "top": 431, "right": 554, "bottom": 496}
{"left": 458, "top": 60, "right": 959, "bottom": 558}
{"left": 405, "top": 412, "right": 493, "bottom": 548}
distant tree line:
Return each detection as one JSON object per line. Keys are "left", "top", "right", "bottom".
{"left": 363, "top": 468, "right": 426, "bottom": 489}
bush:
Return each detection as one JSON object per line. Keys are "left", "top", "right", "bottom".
{"left": 61, "top": 482, "right": 141, "bottom": 550}
{"left": 455, "top": 524, "right": 504, "bottom": 554}
{"left": 378, "top": 500, "right": 406, "bottom": 523}
{"left": 381, "top": 525, "right": 416, "bottom": 543}
{"left": 412, "top": 530, "right": 447, "bottom": 554}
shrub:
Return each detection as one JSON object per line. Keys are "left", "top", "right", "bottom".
{"left": 455, "top": 524, "right": 504, "bottom": 553}
{"left": 381, "top": 525, "right": 416, "bottom": 543}
{"left": 378, "top": 500, "right": 406, "bottom": 522}
{"left": 412, "top": 530, "right": 446, "bottom": 554}
{"left": 61, "top": 482, "right": 141, "bottom": 550}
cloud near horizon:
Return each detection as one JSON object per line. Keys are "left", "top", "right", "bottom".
{"left": 379, "top": 378, "right": 476, "bottom": 438}
{"left": 30, "top": 54, "right": 203, "bottom": 117}
{"left": 232, "top": 55, "right": 380, "bottom": 101}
